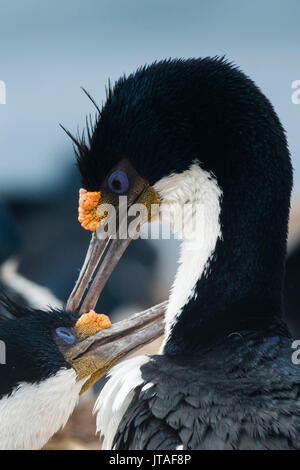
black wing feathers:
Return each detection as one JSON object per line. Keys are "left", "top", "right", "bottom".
{"left": 114, "top": 336, "right": 300, "bottom": 450}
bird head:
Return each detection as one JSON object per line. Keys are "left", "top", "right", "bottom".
{"left": 65, "top": 57, "right": 293, "bottom": 352}
{"left": 0, "top": 295, "right": 163, "bottom": 449}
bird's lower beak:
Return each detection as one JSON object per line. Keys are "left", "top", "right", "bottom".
{"left": 62, "top": 302, "right": 166, "bottom": 394}
{"left": 67, "top": 173, "right": 160, "bottom": 314}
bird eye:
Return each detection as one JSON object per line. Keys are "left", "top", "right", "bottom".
{"left": 108, "top": 170, "right": 129, "bottom": 194}
{"left": 56, "top": 327, "right": 75, "bottom": 344}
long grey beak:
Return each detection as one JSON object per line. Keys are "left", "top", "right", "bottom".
{"left": 80, "top": 237, "right": 132, "bottom": 314}
{"left": 67, "top": 233, "right": 109, "bottom": 312}
{"left": 67, "top": 208, "right": 133, "bottom": 314}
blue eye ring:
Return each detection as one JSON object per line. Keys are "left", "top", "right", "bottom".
{"left": 56, "top": 327, "right": 75, "bottom": 345}
{"left": 108, "top": 170, "right": 129, "bottom": 194}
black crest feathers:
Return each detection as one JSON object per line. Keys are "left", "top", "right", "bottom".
{"left": 60, "top": 88, "right": 101, "bottom": 163}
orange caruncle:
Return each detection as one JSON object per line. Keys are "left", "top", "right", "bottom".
{"left": 78, "top": 188, "right": 102, "bottom": 231}
{"left": 75, "top": 310, "right": 112, "bottom": 337}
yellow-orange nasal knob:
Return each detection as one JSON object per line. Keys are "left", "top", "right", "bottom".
{"left": 75, "top": 310, "right": 111, "bottom": 337}
{"left": 78, "top": 188, "right": 102, "bottom": 231}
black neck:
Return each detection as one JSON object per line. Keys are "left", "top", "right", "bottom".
{"left": 164, "top": 165, "right": 291, "bottom": 355}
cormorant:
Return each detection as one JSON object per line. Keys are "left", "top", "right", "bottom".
{"left": 0, "top": 295, "right": 163, "bottom": 449}
{"left": 66, "top": 57, "right": 298, "bottom": 449}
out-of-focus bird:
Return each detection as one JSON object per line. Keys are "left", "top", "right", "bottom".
{"left": 65, "top": 57, "right": 300, "bottom": 450}
{"left": 0, "top": 202, "right": 62, "bottom": 312}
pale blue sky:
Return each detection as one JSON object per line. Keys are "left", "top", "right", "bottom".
{"left": 0, "top": 0, "right": 299, "bottom": 199}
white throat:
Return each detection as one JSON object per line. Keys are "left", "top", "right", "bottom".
{"left": 0, "top": 369, "right": 85, "bottom": 450}
{"left": 153, "top": 161, "right": 222, "bottom": 347}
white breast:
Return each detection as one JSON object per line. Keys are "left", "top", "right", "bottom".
{"left": 95, "top": 355, "right": 149, "bottom": 449}
{"left": 0, "top": 368, "right": 85, "bottom": 450}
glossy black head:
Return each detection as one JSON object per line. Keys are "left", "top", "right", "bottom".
{"left": 71, "top": 57, "right": 293, "bottom": 353}
{"left": 0, "top": 293, "right": 165, "bottom": 399}
{"left": 0, "top": 296, "right": 80, "bottom": 398}
{"left": 75, "top": 57, "right": 290, "bottom": 192}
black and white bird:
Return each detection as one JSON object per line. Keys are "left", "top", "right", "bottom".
{"left": 0, "top": 293, "right": 162, "bottom": 449}
{"left": 66, "top": 57, "right": 299, "bottom": 450}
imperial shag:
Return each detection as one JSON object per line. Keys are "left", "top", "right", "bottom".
{"left": 0, "top": 294, "right": 163, "bottom": 449}
{"left": 66, "top": 57, "right": 299, "bottom": 450}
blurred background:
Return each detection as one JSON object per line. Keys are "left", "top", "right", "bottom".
{"left": 0, "top": 0, "right": 299, "bottom": 449}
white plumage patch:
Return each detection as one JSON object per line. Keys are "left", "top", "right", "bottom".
{"left": 154, "top": 161, "right": 222, "bottom": 347}
{"left": 0, "top": 368, "right": 85, "bottom": 450}
{"left": 95, "top": 161, "right": 222, "bottom": 449}
{"left": 0, "top": 258, "right": 63, "bottom": 310}
{"left": 95, "top": 356, "right": 149, "bottom": 450}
